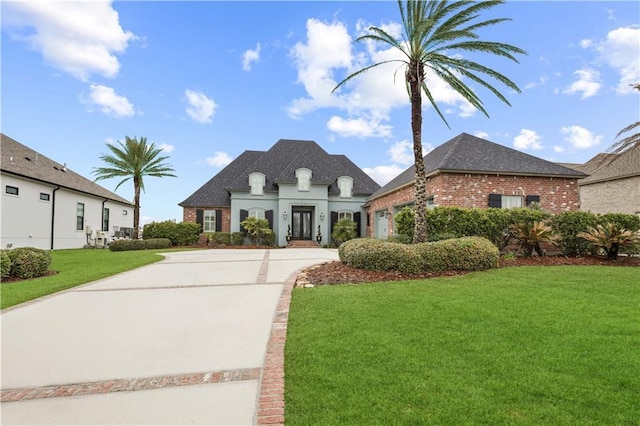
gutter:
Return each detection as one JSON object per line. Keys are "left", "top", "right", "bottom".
{"left": 101, "top": 198, "right": 108, "bottom": 232}
{"left": 50, "top": 186, "right": 60, "bottom": 250}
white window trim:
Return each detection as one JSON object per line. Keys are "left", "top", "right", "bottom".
{"left": 502, "top": 195, "right": 523, "bottom": 209}
{"left": 338, "top": 210, "right": 353, "bottom": 221}
{"left": 248, "top": 208, "right": 266, "bottom": 219}
{"left": 295, "top": 168, "right": 312, "bottom": 192}
{"left": 249, "top": 172, "right": 265, "bottom": 196}
{"left": 203, "top": 210, "right": 216, "bottom": 232}
{"left": 337, "top": 176, "right": 353, "bottom": 198}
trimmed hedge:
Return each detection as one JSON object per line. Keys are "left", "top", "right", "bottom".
{"left": 6, "top": 247, "right": 52, "bottom": 279}
{"left": 109, "top": 238, "right": 172, "bottom": 252}
{"left": 416, "top": 237, "right": 499, "bottom": 272}
{"left": 142, "top": 221, "right": 201, "bottom": 246}
{"left": 339, "top": 238, "right": 423, "bottom": 275}
{"left": 1, "top": 250, "right": 11, "bottom": 279}
{"left": 206, "top": 232, "right": 231, "bottom": 246}
{"left": 231, "top": 232, "right": 245, "bottom": 246}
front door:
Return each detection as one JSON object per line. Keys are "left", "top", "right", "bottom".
{"left": 376, "top": 210, "right": 388, "bottom": 238}
{"left": 292, "top": 208, "right": 313, "bottom": 240}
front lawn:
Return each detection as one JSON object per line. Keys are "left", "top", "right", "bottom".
{"left": 286, "top": 266, "right": 640, "bottom": 425}
{"left": 1, "top": 248, "right": 187, "bottom": 309}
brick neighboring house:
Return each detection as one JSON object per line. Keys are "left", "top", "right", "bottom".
{"left": 567, "top": 146, "right": 640, "bottom": 215}
{"left": 366, "top": 133, "right": 588, "bottom": 238}
{"left": 179, "top": 139, "right": 380, "bottom": 246}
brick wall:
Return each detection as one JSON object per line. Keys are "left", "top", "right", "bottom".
{"left": 579, "top": 176, "right": 640, "bottom": 215}
{"left": 182, "top": 207, "right": 231, "bottom": 233}
{"left": 366, "top": 172, "right": 581, "bottom": 237}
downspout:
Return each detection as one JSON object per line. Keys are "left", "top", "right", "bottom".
{"left": 101, "top": 199, "right": 107, "bottom": 232}
{"left": 50, "top": 186, "right": 60, "bottom": 250}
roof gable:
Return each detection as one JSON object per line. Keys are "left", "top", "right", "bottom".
{"left": 579, "top": 146, "right": 640, "bottom": 185}
{"left": 371, "top": 133, "right": 588, "bottom": 199}
{"left": 1, "top": 133, "right": 133, "bottom": 205}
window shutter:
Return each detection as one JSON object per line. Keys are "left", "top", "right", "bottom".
{"left": 488, "top": 194, "right": 502, "bottom": 208}
{"left": 215, "top": 209, "right": 222, "bottom": 232}
{"left": 196, "top": 209, "right": 204, "bottom": 230}
{"left": 354, "top": 212, "right": 362, "bottom": 238}
{"left": 525, "top": 195, "right": 540, "bottom": 206}
{"left": 266, "top": 210, "right": 274, "bottom": 230}
{"left": 240, "top": 209, "right": 248, "bottom": 235}
{"left": 366, "top": 212, "right": 370, "bottom": 227}
{"left": 330, "top": 211, "right": 338, "bottom": 234}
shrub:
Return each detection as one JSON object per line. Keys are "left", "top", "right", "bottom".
{"left": 6, "top": 247, "right": 52, "bottom": 279}
{"left": 1, "top": 250, "right": 13, "bottom": 279}
{"left": 231, "top": 232, "right": 245, "bottom": 246}
{"left": 394, "top": 207, "right": 415, "bottom": 242}
{"left": 109, "top": 238, "right": 172, "bottom": 252}
{"left": 332, "top": 219, "right": 358, "bottom": 245}
{"left": 339, "top": 238, "right": 424, "bottom": 274}
{"left": 207, "top": 232, "right": 231, "bottom": 246}
{"left": 601, "top": 213, "right": 640, "bottom": 233}
{"left": 550, "top": 211, "right": 601, "bottom": 255}
{"left": 142, "top": 221, "right": 201, "bottom": 246}
{"left": 511, "top": 221, "right": 556, "bottom": 257}
{"left": 241, "top": 217, "right": 273, "bottom": 246}
{"left": 578, "top": 223, "right": 640, "bottom": 260}
{"left": 415, "top": 237, "right": 499, "bottom": 272}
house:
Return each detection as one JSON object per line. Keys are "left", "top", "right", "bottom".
{"left": 1, "top": 134, "right": 134, "bottom": 250}
{"left": 179, "top": 139, "right": 380, "bottom": 246}
{"left": 366, "top": 133, "right": 588, "bottom": 238}
{"left": 571, "top": 146, "right": 640, "bottom": 215}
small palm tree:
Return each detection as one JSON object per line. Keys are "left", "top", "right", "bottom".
{"left": 333, "top": 0, "right": 526, "bottom": 243}
{"left": 608, "top": 83, "right": 640, "bottom": 155}
{"left": 94, "top": 136, "right": 176, "bottom": 239}
{"left": 578, "top": 223, "right": 640, "bottom": 260}
{"left": 511, "top": 221, "right": 556, "bottom": 257}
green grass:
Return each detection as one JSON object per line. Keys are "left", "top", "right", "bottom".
{"left": 1, "top": 248, "right": 191, "bottom": 309}
{"left": 286, "top": 266, "right": 640, "bottom": 425}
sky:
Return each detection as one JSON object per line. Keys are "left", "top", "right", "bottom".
{"left": 2, "top": 1, "right": 639, "bottom": 224}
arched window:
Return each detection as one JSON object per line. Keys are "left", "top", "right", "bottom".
{"left": 296, "top": 168, "right": 312, "bottom": 192}
{"left": 338, "top": 210, "right": 353, "bottom": 221}
{"left": 337, "top": 176, "right": 353, "bottom": 198}
{"left": 249, "top": 172, "right": 265, "bottom": 196}
{"left": 248, "top": 208, "right": 265, "bottom": 219}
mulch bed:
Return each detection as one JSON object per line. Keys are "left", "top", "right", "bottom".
{"left": 301, "top": 255, "right": 640, "bottom": 286}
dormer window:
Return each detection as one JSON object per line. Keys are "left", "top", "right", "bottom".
{"left": 337, "top": 176, "right": 353, "bottom": 198}
{"left": 296, "top": 168, "right": 312, "bottom": 192}
{"left": 249, "top": 172, "right": 265, "bottom": 196}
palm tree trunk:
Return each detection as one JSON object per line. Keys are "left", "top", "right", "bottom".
{"left": 133, "top": 176, "right": 141, "bottom": 239}
{"left": 409, "top": 59, "right": 428, "bottom": 243}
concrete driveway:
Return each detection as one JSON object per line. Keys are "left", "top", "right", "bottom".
{"left": 1, "top": 248, "right": 338, "bottom": 425}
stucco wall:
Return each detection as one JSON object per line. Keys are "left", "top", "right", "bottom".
{"left": 579, "top": 176, "right": 640, "bottom": 215}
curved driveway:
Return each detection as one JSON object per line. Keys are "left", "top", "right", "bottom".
{"left": 1, "top": 248, "right": 338, "bottom": 425}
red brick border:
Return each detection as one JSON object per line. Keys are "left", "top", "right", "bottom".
{"left": 1, "top": 367, "right": 260, "bottom": 403}
{"left": 254, "top": 269, "right": 299, "bottom": 425}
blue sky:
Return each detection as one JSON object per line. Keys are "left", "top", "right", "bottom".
{"left": 2, "top": 1, "right": 639, "bottom": 224}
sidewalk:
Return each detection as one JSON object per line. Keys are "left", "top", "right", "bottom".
{"left": 1, "top": 248, "right": 338, "bottom": 425}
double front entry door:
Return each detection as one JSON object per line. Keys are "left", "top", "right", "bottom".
{"left": 291, "top": 208, "right": 313, "bottom": 240}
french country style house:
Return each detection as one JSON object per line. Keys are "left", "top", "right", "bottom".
{"left": 179, "top": 139, "right": 381, "bottom": 246}
{"left": 365, "top": 133, "right": 588, "bottom": 238}
{"left": 1, "top": 134, "right": 134, "bottom": 249}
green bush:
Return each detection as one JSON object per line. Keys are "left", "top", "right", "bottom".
{"left": 339, "top": 238, "right": 424, "bottom": 274}
{"left": 109, "top": 238, "right": 172, "bottom": 252}
{"left": 332, "top": 219, "right": 358, "bottom": 244}
{"left": 6, "top": 247, "right": 52, "bottom": 279}
{"left": 1, "top": 250, "right": 13, "bottom": 279}
{"left": 207, "top": 232, "right": 231, "bottom": 246}
{"left": 231, "top": 232, "right": 245, "bottom": 246}
{"left": 394, "top": 207, "right": 415, "bottom": 242}
{"left": 415, "top": 237, "right": 499, "bottom": 272}
{"left": 142, "top": 221, "right": 201, "bottom": 246}
{"left": 241, "top": 217, "right": 273, "bottom": 246}
{"left": 601, "top": 213, "right": 640, "bottom": 233}
{"left": 550, "top": 211, "right": 601, "bottom": 255}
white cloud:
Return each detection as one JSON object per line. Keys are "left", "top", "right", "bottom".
{"left": 362, "top": 165, "right": 405, "bottom": 186}
{"left": 474, "top": 131, "right": 490, "bottom": 139}
{"left": 206, "top": 151, "right": 232, "bottom": 167}
{"left": 561, "top": 125, "right": 603, "bottom": 149}
{"left": 185, "top": 89, "right": 217, "bottom": 123}
{"left": 553, "top": 146, "right": 565, "bottom": 153}
{"left": 158, "top": 143, "right": 174, "bottom": 153}
{"left": 513, "top": 129, "right": 543, "bottom": 151}
{"left": 3, "top": 1, "right": 135, "bottom": 81}
{"left": 387, "top": 140, "right": 414, "bottom": 165}
{"left": 580, "top": 39, "right": 593, "bottom": 48}
{"left": 242, "top": 43, "right": 261, "bottom": 72}
{"left": 326, "top": 116, "right": 392, "bottom": 138}
{"left": 525, "top": 74, "right": 549, "bottom": 89}
{"left": 597, "top": 26, "right": 640, "bottom": 94}
{"left": 83, "top": 84, "right": 134, "bottom": 117}
{"left": 563, "top": 69, "right": 601, "bottom": 99}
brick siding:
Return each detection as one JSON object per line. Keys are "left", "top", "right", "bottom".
{"left": 579, "top": 176, "right": 640, "bottom": 215}
{"left": 366, "top": 172, "right": 581, "bottom": 237}
{"left": 182, "top": 207, "right": 231, "bottom": 233}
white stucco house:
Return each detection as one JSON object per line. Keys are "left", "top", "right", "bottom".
{"left": 1, "top": 134, "right": 134, "bottom": 250}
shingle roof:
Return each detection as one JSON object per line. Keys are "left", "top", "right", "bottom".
{"left": 179, "top": 139, "right": 380, "bottom": 207}
{"left": 370, "top": 132, "right": 589, "bottom": 199}
{"left": 1, "top": 133, "right": 133, "bottom": 205}
{"left": 579, "top": 146, "right": 640, "bottom": 185}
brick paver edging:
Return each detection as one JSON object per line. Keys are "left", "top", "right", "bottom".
{"left": 1, "top": 367, "right": 261, "bottom": 403}
{"left": 254, "top": 269, "right": 300, "bottom": 425}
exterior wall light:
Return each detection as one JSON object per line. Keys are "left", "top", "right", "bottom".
{"left": 283, "top": 211, "right": 288, "bottom": 220}
{"left": 320, "top": 212, "right": 325, "bottom": 221}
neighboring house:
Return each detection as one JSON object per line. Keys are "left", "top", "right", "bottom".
{"left": 570, "top": 146, "right": 640, "bottom": 215}
{"left": 366, "top": 133, "right": 588, "bottom": 238}
{"left": 1, "top": 134, "right": 134, "bottom": 250}
{"left": 179, "top": 139, "right": 380, "bottom": 246}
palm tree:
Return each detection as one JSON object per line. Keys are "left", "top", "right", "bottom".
{"left": 93, "top": 136, "right": 176, "bottom": 239}
{"left": 608, "top": 83, "right": 640, "bottom": 155}
{"left": 333, "top": 0, "right": 526, "bottom": 243}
